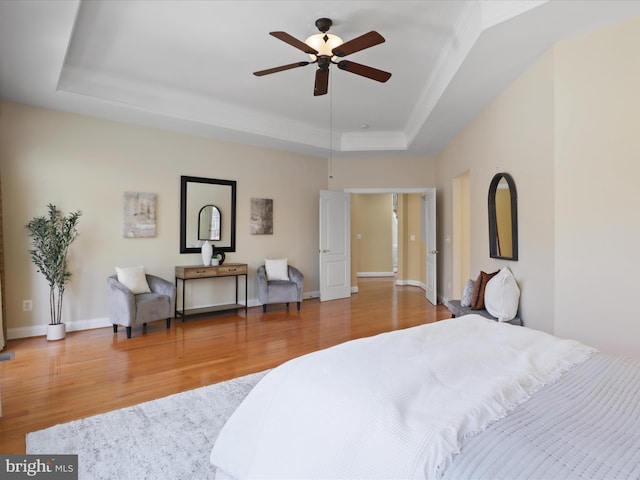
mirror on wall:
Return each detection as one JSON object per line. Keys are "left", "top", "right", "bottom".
{"left": 488, "top": 172, "right": 518, "bottom": 260}
{"left": 180, "top": 176, "right": 236, "bottom": 254}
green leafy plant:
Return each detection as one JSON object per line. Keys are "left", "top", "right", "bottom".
{"left": 26, "top": 204, "right": 82, "bottom": 325}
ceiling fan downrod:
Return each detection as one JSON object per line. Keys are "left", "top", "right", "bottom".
{"left": 315, "top": 18, "right": 332, "bottom": 33}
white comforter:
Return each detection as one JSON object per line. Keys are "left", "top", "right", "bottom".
{"left": 210, "top": 315, "right": 595, "bottom": 480}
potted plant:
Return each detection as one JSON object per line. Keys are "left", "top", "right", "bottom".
{"left": 26, "top": 204, "right": 82, "bottom": 340}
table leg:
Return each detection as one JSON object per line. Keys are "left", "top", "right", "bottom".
{"left": 181, "top": 278, "right": 186, "bottom": 321}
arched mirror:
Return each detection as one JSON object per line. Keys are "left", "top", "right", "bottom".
{"left": 198, "top": 205, "right": 221, "bottom": 241}
{"left": 488, "top": 172, "right": 518, "bottom": 260}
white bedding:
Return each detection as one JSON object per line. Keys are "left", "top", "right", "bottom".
{"left": 210, "top": 315, "right": 595, "bottom": 480}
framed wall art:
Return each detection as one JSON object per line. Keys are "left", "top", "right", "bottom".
{"left": 250, "top": 198, "right": 273, "bottom": 235}
{"left": 123, "top": 191, "right": 157, "bottom": 238}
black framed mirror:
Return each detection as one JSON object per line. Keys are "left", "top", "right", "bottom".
{"left": 488, "top": 172, "right": 518, "bottom": 260}
{"left": 180, "top": 176, "right": 236, "bottom": 254}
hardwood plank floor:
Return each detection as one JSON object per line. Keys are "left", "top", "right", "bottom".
{"left": 0, "top": 277, "right": 452, "bottom": 454}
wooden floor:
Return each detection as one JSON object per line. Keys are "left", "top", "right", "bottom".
{"left": 0, "top": 277, "right": 452, "bottom": 453}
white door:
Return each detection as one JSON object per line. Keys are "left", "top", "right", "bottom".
{"left": 424, "top": 188, "right": 437, "bottom": 305}
{"left": 319, "top": 190, "right": 351, "bottom": 301}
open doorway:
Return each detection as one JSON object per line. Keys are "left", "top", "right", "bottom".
{"left": 345, "top": 188, "right": 436, "bottom": 304}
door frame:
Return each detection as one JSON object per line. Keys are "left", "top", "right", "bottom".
{"left": 345, "top": 187, "right": 436, "bottom": 301}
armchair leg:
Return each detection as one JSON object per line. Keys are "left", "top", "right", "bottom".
{"left": 166, "top": 318, "right": 171, "bottom": 329}
{"left": 113, "top": 324, "right": 118, "bottom": 334}
{"left": 297, "top": 301, "right": 301, "bottom": 311}
{"left": 286, "top": 302, "right": 290, "bottom": 310}
{"left": 126, "top": 326, "right": 132, "bottom": 339}
{"left": 262, "top": 304, "right": 267, "bottom": 313}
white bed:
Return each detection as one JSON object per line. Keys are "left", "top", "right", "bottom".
{"left": 210, "top": 315, "right": 640, "bottom": 480}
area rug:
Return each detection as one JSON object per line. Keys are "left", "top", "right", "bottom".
{"left": 26, "top": 370, "right": 269, "bottom": 480}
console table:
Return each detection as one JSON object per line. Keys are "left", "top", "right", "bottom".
{"left": 175, "top": 263, "right": 248, "bottom": 319}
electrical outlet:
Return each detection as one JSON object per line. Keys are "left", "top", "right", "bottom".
{"left": 23, "top": 300, "right": 32, "bottom": 311}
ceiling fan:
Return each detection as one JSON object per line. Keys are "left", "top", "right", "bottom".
{"left": 253, "top": 18, "right": 392, "bottom": 96}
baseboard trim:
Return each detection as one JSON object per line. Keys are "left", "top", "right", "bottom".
{"left": 8, "top": 317, "right": 112, "bottom": 340}
{"left": 8, "top": 293, "right": 323, "bottom": 340}
{"left": 357, "top": 272, "right": 395, "bottom": 277}
{"left": 394, "top": 279, "right": 426, "bottom": 290}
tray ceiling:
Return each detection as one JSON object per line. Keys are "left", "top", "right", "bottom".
{"left": 1, "top": 1, "right": 640, "bottom": 158}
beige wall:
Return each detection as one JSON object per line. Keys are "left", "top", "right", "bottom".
{"left": 0, "top": 102, "right": 326, "bottom": 337}
{"left": 436, "top": 49, "right": 556, "bottom": 335}
{"left": 553, "top": 15, "right": 640, "bottom": 357}
{"left": 351, "top": 194, "right": 394, "bottom": 276}
{"left": 452, "top": 171, "right": 470, "bottom": 298}
{"left": 437, "top": 15, "right": 640, "bottom": 358}
{"left": 328, "top": 156, "right": 437, "bottom": 191}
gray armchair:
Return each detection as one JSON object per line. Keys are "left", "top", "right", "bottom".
{"left": 107, "top": 274, "right": 176, "bottom": 338}
{"left": 257, "top": 265, "right": 304, "bottom": 312}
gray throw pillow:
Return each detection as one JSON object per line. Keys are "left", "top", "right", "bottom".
{"left": 460, "top": 279, "right": 475, "bottom": 307}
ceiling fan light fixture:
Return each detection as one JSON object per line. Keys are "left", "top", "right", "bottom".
{"left": 305, "top": 33, "right": 343, "bottom": 60}
{"left": 255, "top": 18, "right": 391, "bottom": 96}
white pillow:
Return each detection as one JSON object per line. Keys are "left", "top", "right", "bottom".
{"left": 265, "top": 258, "right": 289, "bottom": 281}
{"left": 115, "top": 265, "right": 151, "bottom": 294}
{"left": 484, "top": 267, "right": 520, "bottom": 321}
{"left": 460, "top": 279, "right": 475, "bottom": 307}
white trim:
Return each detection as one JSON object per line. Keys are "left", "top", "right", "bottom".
{"left": 357, "top": 272, "right": 395, "bottom": 278}
{"left": 404, "top": 1, "right": 482, "bottom": 147}
{"left": 340, "top": 131, "right": 407, "bottom": 152}
{"left": 345, "top": 187, "right": 431, "bottom": 195}
{"left": 395, "top": 279, "right": 426, "bottom": 290}
{"left": 480, "top": 0, "right": 548, "bottom": 30}
{"left": 8, "top": 291, "right": 326, "bottom": 339}
{"left": 8, "top": 317, "right": 112, "bottom": 340}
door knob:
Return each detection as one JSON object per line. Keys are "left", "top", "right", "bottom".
{"left": 430, "top": 250, "right": 439, "bottom": 254}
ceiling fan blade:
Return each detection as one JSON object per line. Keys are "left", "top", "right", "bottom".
{"left": 337, "top": 60, "right": 391, "bottom": 83}
{"left": 270, "top": 31, "right": 318, "bottom": 55}
{"left": 254, "top": 61, "right": 310, "bottom": 77}
{"left": 332, "top": 31, "right": 385, "bottom": 57}
{"left": 314, "top": 68, "right": 329, "bottom": 96}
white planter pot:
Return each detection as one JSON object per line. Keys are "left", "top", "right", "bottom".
{"left": 47, "top": 323, "right": 66, "bottom": 341}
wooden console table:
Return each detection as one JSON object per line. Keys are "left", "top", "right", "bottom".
{"left": 175, "top": 263, "right": 248, "bottom": 319}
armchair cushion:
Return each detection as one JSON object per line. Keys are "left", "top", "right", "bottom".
{"left": 115, "top": 265, "right": 151, "bottom": 294}
{"left": 265, "top": 258, "right": 289, "bottom": 281}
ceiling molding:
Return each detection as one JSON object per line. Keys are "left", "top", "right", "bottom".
{"left": 341, "top": 131, "right": 407, "bottom": 152}
{"left": 404, "top": 1, "right": 483, "bottom": 148}
{"left": 480, "top": 0, "right": 549, "bottom": 30}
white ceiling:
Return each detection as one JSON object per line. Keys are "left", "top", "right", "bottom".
{"left": 2, "top": 0, "right": 640, "bottom": 158}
